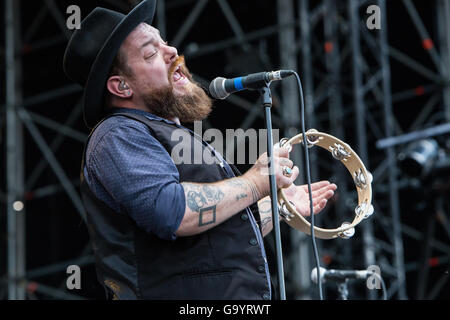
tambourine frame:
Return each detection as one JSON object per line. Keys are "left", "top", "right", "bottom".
{"left": 278, "top": 129, "right": 373, "bottom": 240}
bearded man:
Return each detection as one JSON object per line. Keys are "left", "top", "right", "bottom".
{"left": 63, "top": 0, "right": 336, "bottom": 300}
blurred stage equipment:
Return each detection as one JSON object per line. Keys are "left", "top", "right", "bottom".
{"left": 377, "top": 123, "right": 450, "bottom": 182}
{"left": 376, "top": 122, "right": 450, "bottom": 150}
{"left": 398, "top": 138, "right": 450, "bottom": 182}
{"left": 398, "top": 139, "right": 440, "bottom": 177}
{"left": 379, "top": 126, "right": 450, "bottom": 300}
{"left": 311, "top": 266, "right": 374, "bottom": 283}
{"left": 311, "top": 267, "right": 387, "bottom": 300}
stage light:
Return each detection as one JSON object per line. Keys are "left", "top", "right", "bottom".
{"left": 13, "top": 201, "right": 24, "bottom": 212}
{"left": 398, "top": 139, "right": 439, "bottom": 177}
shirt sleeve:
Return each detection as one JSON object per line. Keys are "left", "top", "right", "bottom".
{"left": 87, "top": 120, "right": 186, "bottom": 241}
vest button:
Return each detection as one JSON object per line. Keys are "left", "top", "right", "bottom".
{"left": 249, "top": 238, "right": 258, "bottom": 246}
{"left": 262, "top": 293, "right": 270, "bottom": 300}
{"left": 241, "top": 213, "right": 249, "bottom": 221}
{"left": 258, "top": 265, "right": 265, "bottom": 273}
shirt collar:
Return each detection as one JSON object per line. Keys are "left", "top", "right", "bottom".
{"left": 108, "top": 107, "right": 180, "bottom": 127}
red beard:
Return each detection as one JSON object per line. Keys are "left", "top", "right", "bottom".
{"left": 142, "top": 55, "right": 213, "bottom": 123}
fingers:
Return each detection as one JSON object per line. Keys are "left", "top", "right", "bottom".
{"left": 255, "top": 144, "right": 298, "bottom": 193}
{"left": 311, "top": 180, "right": 333, "bottom": 191}
{"left": 250, "top": 144, "right": 295, "bottom": 197}
{"left": 290, "top": 165, "right": 300, "bottom": 181}
{"left": 301, "top": 198, "right": 328, "bottom": 217}
{"left": 278, "top": 165, "right": 299, "bottom": 189}
{"left": 279, "top": 158, "right": 294, "bottom": 169}
{"left": 303, "top": 183, "right": 337, "bottom": 203}
{"left": 312, "top": 199, "right": 328, "bottom": 215}
{"left": 302, "top": 185, "right": 335, "bottom": 216}
{"left": 314, "top": 190, "right": 335, "bottom": 204}
{"left": 274, "top": 145, "right": 290, "bottom": 158}
{"left": 310, "top": 185, "right": 336, "bottom": 200}
{"left": 273, "top": 144, "right": 296, "bottom": 188}
{"left": 302, "top": 180, "right": 336, "bottom": 193}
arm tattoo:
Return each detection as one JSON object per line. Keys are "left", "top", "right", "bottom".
{"left": 184, "top": 183, "right": 224, "bottom": 227}
{"left": 186, "top": 189, "right": 207, "bottom": 212}
{"left": 236, "top": 193, "right": 248, "bottom": 201}
{"left": 257, "top": 199, "right": 273, "bottom": 235}
{"left": 226, "top": 178, "right": 261, "bottom": 203}
{"left": 258, "top": 199, "right": 272, "bottom": 214}
{"left": 225, "top": 178, "right": 247, "bottom": 189}
{"left": 260, "top": 217, "right": 272, "bottom": 234}
{"left": 246, "top": 180, "right": 261, "bottom": 203}
{"left": 202, "top": 185, "right": 224, "bottom": 202}
{"left": 198, "top": 206, "right": 217, "bottom": 226}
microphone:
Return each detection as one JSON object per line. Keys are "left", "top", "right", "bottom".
{"left": 209, "top": 70, "right": 294, "bottom": 100}
{"left": 311, "top": 267, "right": 374, "bottom": 284}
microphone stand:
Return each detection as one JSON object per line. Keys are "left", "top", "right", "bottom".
{"left": 260, "top": 85, "right": 286, "bottom": 300}
{"left": 337, "top": 279, "right": 349, "bottom": 300}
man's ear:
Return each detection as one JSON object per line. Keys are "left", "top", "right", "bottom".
{"left": 107, "top": 76, "right": 133, "bottom": 98}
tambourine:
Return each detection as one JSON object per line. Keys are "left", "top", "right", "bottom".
{"left": 278, "top": 129, "right": 374, "bottom": 240}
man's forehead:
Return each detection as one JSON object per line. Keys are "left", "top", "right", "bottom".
{"left": 125, "top": 23, "right": 160, "bottom": 47}
{"left": 138, "top": 23, "right": 159, "bottom": 35}
{"left": 134, "top": 23, "right": 159, "bottom": 39}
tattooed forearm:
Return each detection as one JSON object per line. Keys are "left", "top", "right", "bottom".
{"left": 260, "top": 217, "right": 272, "bottom": 234}
{"left": 186, "top": 189, "right": 207, "bottom": 212}
{"left": 258, "top": 199, "right": 272, "bottom": 214}
{"left": 247, "top": 180, "right": 261, "bottom": 203}
{"left": 226, "top": 177, "right": 261, "bottom": 203}
{"left": 178, "top": 178, "right": 262, "bottom": 236}
{"left": 184, "top": 183, "right": 225, "bottom": 227}
{"left": 225, "top": 178, "right": 247, "bottom": 189}
{"left": 257, "top": 197, "right": 274, "bottom": 237}
{"left": 202, "top": 185, "right": 224, "bottom": 202}
{"left": 236, "top": 193, "right": 248, "bottom": 201}
{"left": 198, "top": 206, "right": 217, "bottom": 226}
{"left": 185, "top": 184, "right": 224, "bottom": 213}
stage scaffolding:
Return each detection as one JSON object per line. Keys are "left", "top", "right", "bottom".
{"left": 2, "top": 0, "right": 449, "bottom": 300}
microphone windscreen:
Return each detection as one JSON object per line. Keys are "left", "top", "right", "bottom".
{"left": 209, "top": 77, "right": 227, "bottom": 100}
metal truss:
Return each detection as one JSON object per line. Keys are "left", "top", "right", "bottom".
{"left": 2, "top": 0, "right": 129, "bottom": 300}
{"left": 2, "top": 0, "right": 449, "bottom": 300}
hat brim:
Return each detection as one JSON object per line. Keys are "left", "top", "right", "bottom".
{"left": 83, "top": 0, "right": 156, "bottom": 128}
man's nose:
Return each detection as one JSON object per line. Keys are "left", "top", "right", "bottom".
{"left": 164, "top": 44, "right": 178, "bottom": 63}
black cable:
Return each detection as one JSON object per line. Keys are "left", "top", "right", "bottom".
{"left": 290, "top": 70, "right": 324, "bottom": 300}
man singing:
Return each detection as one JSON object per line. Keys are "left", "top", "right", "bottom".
{"left": 63, "top": 0, "right": 336, "bottom": 299}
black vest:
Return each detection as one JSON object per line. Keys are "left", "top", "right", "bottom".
{"left": 80, "top": 113, "right": 271, "bottom": 300}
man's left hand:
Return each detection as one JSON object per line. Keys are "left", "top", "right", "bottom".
{"left": 283, "top": 180, "right": 337, "bottom": 217}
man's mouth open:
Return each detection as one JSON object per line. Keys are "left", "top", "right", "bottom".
{"left": 172, "top": 65, "right": 188, "bottom": 86}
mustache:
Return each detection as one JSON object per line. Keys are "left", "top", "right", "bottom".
{"left": 169, "top": 55, "right": 185, "bottom": 77}
{"left": 168, "top": 55, "right": 193, "bottom": 82}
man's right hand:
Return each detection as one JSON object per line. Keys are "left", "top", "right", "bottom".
{"left": 243, "top": 144, "right": 299, "bottom": 198}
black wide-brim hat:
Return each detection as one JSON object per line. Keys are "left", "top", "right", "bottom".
{"left": 63, "top": 0, "right": 156, "bottom": 129}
